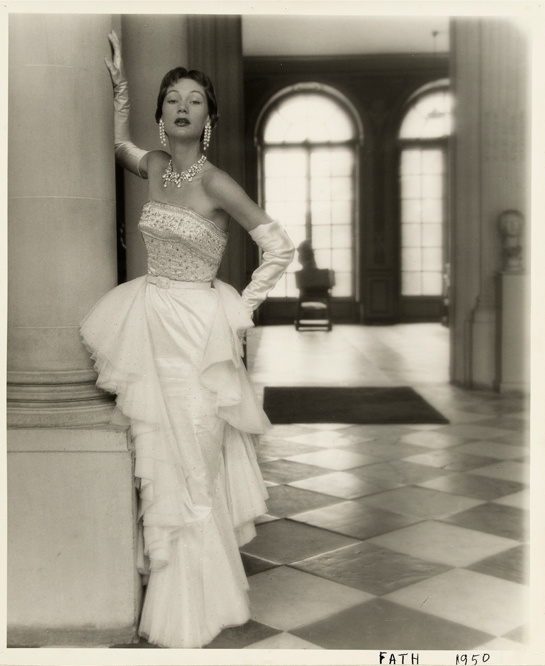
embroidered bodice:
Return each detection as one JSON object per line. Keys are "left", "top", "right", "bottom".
{"left": 139, "top": 200, "right": 229, "bottom": 282}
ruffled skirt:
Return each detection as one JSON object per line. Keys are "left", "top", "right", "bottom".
{"left": 80, "top": 276, "right": 270, "bottom": 648}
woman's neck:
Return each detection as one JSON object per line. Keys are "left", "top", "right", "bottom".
{"left": 169, "top": 142, "right": 203, "bottom": 172}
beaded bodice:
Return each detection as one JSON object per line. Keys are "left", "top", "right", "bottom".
{"left": 139, "top": 200, "right": 228, "bottom": 282}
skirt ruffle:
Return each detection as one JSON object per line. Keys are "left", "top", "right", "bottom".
{"left": 80, "top": 276, "right": 269, "bottom": 647}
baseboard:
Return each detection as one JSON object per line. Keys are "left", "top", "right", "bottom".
{"left": 7, "top": 624, "right": 138, "bottom": 648}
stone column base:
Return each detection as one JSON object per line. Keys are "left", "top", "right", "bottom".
{"left": 7, "top": 427, "right": 141, "bottom": 647}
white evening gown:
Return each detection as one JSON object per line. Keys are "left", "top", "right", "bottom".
{"left": 80, "top": 200, "right": 270, "bottom": 648}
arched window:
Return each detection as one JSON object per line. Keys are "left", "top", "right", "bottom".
{"left": 257, "top": 84, "right": 361, "bottom": 298}
{"left": 398, "top": 81, "right": 452, "bottom": 298}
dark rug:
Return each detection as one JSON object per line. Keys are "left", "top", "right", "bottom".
{"left": 263, "top": 386, "right": 449, "bottom": 425}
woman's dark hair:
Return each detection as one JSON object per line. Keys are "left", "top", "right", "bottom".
{"left": 155, "top": 67, "right": 219, "bottom": 133}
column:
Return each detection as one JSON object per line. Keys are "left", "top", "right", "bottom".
{"left": 449, "top": 18, "right": 528, "bottom": 389}
{"left": 8, "top": 15, "right": 140, "bottom": 646}
{"left": 8, "top": 14, "right": 118, "bottom": 426}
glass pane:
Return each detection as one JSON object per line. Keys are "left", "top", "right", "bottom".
{"left": 307, "top": 118, "right": 333, "bottom": 142}
{"left": 402, "top": 223, "right": 421, "bottom": 248}
{"left": 285, "top": 119, "right": 323, "bottom": 143}
{"left": 278, "top": 95, "right": 307, "bottom": 121}
{"left": 422, "top": 149, "right": 443, "bottom": 174}
{"left": 332, "top": 272, "right": 352, "bottom": 297}
{"left": 263, "top": 112, "right": 290, "bottom": 142}
{"left": 331, "top": 249, "right": 352, "bottom": 272}
{"left": 401, "top": 175, "right": 421, "bottom": 199}
{"left": 421, "top": 175, "right": 442, "bottom": 199}
{"left": 312, "top": 225, "right": 332, "bottom": 249}
{"left": 311, "top": 201, "right": 331, "bottom": 225}
{"left": 331, "top": 200, "right": 351, "bottom": 223}
{"left": 401, "top": 199, "right": 422, "bottom": 223}
{"left": 264, "top": 201, "right": 286, "bottom": 221}
{"left": 310, "top": 177, "right": 331, "bottom": 201}
{"left": 264, "top": 178, "right": 288, "bottom": 202}
{"left": 403, "top": 248, "right": 422, "bottom": 271}
{"left": 286, "top": 225, "right": 306, "bottom": 248}
{"left": 314, "top": 248, "right": 330, "bottom": 268}
{"left": 422, "top": 247, "right": 442, "bottom": 271}
{"left": 331, "top": 177, "right": 352, "bottom": 200}
{"left": 265, "top": 148, "right": 306, "bottom": 176}
{"left": 421, "top": 271, "right": 443, "bottom": 295}
{"left": 327, "top": 112, "right": 355, "bottom": 142}
{"left": 417, "top": 92, "right": 443, "bottom": 118}
{"left": 401, "top": 149, "right": 422, "bottom": 174}
{"left": 286, "top": 271, "right": 299, "bottom": 298}
{"left": 282, "top": 203, "right": 306, "bottom": 227}
{"left": 399, "top": 108, "right": 425, "bottom": 139}
{"left": 331, "top": 149, "right": 354, "bottom": 176}
{"left": 402, "top": 271, "right": 421, "bottom": 296}
{"left": 331, "top": 224, "right": 352, "bottom": 249}
{"left": 421, "top": 198, "right": 442, "bottom": 223}
{"left": 422, "top": 223, "right": 442, "bottom": 248}
{"left": 311, "top": 148, "right": 354, "bottom": 177}
{"left": 286, "top": 178, "right": 308, "bottom": 202}
{"left": 311, "top": 150, "right": 333, "bottom": 177}
{"left": 422, "top": 115, "right": 447, "bottom": 139}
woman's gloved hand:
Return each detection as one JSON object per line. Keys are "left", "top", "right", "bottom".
{"left": 241, "top": 221, "right": 295, "bottom": 314}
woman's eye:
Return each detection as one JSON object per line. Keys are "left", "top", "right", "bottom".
{"left": 190, "top": 100, "right": 202, "bottom": 105}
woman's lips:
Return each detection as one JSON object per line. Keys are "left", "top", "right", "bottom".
{"left": 175, "top": 118, "right": 190, "bottom": 126}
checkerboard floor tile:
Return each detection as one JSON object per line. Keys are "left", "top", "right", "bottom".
{"left": 291, "top": 598, "right": 494, "bottom": 650}
{"left": 367, "top": 520, "right": 519, "bottom": 567}
{"left": 443, "top": 502, "right": 528, "bottom": 542}
{"left": 291, "top": 541, "right": 451, "bottom": 595}
{"left": 417, "top": 471, "right": 525, "bottom": 500}
{"left": 467, "top": 545, "right": 527, "bottom": 584}
{"left": 353, "top": 485, "right": 484, "bottom": 519}
{"left": 285, "top": 447, "right": 378, "bottom": 470}
{"left": 290, "top": 500, "right": 420, "bottom": 540}
{"left": 241, "top": 517, "right": 360, "bottom": 563}
{"left": 383, "top": 568, "right": 528, "bottom": 637}
{"left": 247, "top": 565, "right": 373, "bottom": 631}
{"left": 289, "top": 469, "right": 401, "bottom": 499}
{"left": 243, "top": 632, "right": 322, "bottom": 649}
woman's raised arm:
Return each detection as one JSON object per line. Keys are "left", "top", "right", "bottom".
{"left": 105, "top": 31, "right": 150, "bottom": 178}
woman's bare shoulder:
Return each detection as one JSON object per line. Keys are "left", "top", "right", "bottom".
{"left": 202, "top": 165, "right": 242, "bottom": 201}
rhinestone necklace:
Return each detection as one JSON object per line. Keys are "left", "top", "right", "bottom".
{"left": 162, "top": 155, "right": 207, "bottom": 188}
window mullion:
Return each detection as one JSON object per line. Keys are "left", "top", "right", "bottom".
{"left": 306, "top": 147, "right": 312, "bottom": 243}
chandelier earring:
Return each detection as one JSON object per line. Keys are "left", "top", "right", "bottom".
{"left": 159, "top": 118, "right": 167, "bottom": 146}
{"left": 202, "top": 121, "right": 212, "bottom": 152}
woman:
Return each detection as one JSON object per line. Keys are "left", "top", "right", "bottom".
{"left": 80, "top": 31, "right": 294, "bottom": 649}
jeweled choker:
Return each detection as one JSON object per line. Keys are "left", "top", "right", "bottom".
{"left": 162, "top": 155, "right": 207, "bottom": 187}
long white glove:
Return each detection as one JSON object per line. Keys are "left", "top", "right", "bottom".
{"left": 113, "top": 80, "right": 148, "bottom": 178}
{"left": 241, "top": 221, "right": 295, "bottom": 314}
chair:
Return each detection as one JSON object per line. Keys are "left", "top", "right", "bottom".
{"left": 294, "top": 268, "right": 335, "bottom": 331}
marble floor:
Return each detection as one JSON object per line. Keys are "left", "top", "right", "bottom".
{"left": 205, "top": 323, "right": 531, "bottom": 652}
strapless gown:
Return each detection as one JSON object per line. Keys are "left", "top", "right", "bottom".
{"left": 80, "top": 200, "right": 270, "bottom": 648}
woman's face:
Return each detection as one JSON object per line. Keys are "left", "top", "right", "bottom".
{"left": 161, "top": 78, "right": 209, "bottom": 143}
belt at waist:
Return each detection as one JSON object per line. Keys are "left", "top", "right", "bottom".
{"left": 147, "top": 274, "right": 212, "bottom": 290}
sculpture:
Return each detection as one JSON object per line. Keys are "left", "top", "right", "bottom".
{"left": 498, "top": 209, "right": 524, "bottom": 272}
